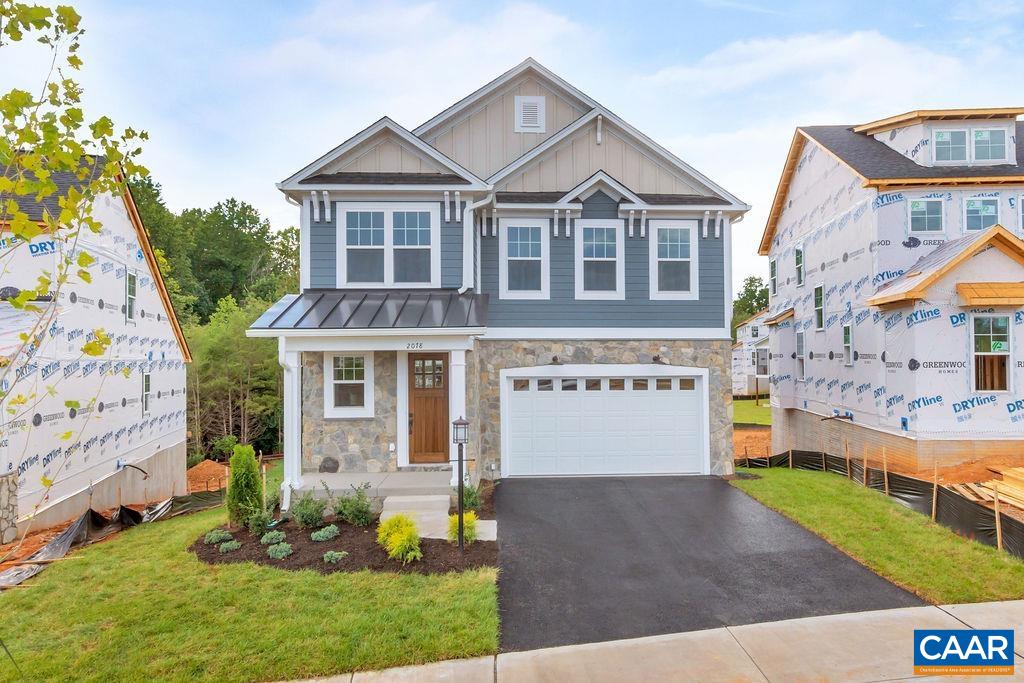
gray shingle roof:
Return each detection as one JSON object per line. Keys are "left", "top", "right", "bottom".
{"left": 299, "top": 172, "right": 470, "bottom": 185}
{"left": 800, "top": 122, "right": 1024, "bottom": 180}
{"left": 251, "top": 289, "right": 489, "bottom": 331}
{"left": 494, "top": 191, "right": 728, "bottom": 205}
{"left": 1, "top": 157, "right": 104, "bottom": 222}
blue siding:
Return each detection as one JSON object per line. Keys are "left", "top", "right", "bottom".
{"left": 305, "top": 200, "right": 462, "bottom": 289}
{"left": 481, "top": 191, "right": 726, "bottom": 327}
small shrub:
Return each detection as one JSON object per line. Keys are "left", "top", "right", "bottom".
{"left": 290, "top": 491, "right": 327, "bottom": 529}
{"left": 218, "top": 540, "right": 242, "bottom": 554}
{"left": 447, "top": 510, "right": 479, "bottom": 545}
{"left": 260, "top": 530, "right": 286, "bottom": 546}
{"left": 311, "top": 524, "right": 339, "bottom": 542}
{"left": 186, "top": 451, "right": 205, "bottom": 469}
{"left": 267, "top": 542, "right": 292, "bottom": 560}
{"left": 226, "top": 445, "right": 262, "bottom": 526}
{"left": 265, "top": 490, "right": 280, "bottom": 513}
{"left": 335, "top": 483, "right": 373, "bottom": 526}
{"left": 377, "top": 514, "right": 422, "bottom": 564}
{"left": 203, "top": 529, "right": 233, "bottom": 545}
{"left": 323, "top": 550, "right": 349, "bottom": 565}
{"left": 456, "top": 481, "right": 481, "bottom": 511}
{"left": 211, "top": 434, "right": 238, "bottom": 461}
{"left": 245, "top": 506, "right": 272, "bottom": 537}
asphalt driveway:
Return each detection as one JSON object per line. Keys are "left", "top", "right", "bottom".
{"left": 495, "top": 476, "right": 923, "bottom": 652}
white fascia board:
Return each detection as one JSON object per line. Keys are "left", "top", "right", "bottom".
{"left": 278, "top": 117, "right": 488, "bottom": 189}
{"left": 247, "top": 326, "right": 486, "bottom": 339}
{"left": 412, "top": 57, "right": 600, "bottom": 137}
{"left": 618, "top": 202, "right": 749, "bottom": 213}
{"left": 282, "top": 334, "right": 479, "bottom": 353}
{"left": 282, "top": 183, "right": 487, "bottom": 192}
{"left": 482, "top": 327, "right": 731, "bottom": 340}
{"left": 562, "top": 170, "right": 644, "bottom": 204}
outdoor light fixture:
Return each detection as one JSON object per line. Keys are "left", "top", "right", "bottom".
{"left": 452, "top": 416, "right": 471, "bottom": 551}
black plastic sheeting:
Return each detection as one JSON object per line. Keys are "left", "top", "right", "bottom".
{"left": 739, "top": 450, "right": 1024, "bottom": 561}
{"left": 0, "top": 490, "right": 224, "bottom": 589}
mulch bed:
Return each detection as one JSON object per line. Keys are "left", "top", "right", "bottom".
{"left": 449, "top": 479, "right": 497, "bottom": 520}
{"left": 190, "top": 516, "right": 497, "bottom": 575}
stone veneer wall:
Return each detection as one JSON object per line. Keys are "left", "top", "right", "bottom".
{"left": 301, "top": 351, "right": 399, "bottom": 473}
{"left": 1, "top": 472, "right": 17, "bottom": 544}
{"left": 469, "top": 339, "right": 734, "bottom": 478}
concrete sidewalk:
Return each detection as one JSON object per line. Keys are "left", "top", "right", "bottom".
{"left": 301, "top": 600, "right": 1024, "bottom": 682}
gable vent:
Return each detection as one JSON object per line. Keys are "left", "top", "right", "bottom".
{"left": 515, "top": 95, "right": 546, "bottom": 133}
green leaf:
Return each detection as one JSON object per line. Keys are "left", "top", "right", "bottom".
{"left": 76, "top": 251, "right": 95, "bottom": 267}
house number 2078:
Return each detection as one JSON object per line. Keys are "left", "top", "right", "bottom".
{"left": 406, "top": 342, "right": 423, "bottom": 349}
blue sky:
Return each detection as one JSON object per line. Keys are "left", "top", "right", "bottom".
{"left": 4, "top": 0, "right": 1023, "bottom": 288}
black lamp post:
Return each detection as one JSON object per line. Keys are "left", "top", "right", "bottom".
{"left": 452, "top": 416, "right": 470, "bottom": 551}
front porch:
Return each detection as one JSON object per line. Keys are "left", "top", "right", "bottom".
{"left": 302, "top": 469, "right": 454, "bottom": 499}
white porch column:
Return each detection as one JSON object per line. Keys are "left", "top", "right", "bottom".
{"left": 279, "top": 345, "right": 303, "bottom": 509}
{"left": 449, "top": 349, "right": 467, "bottom": 486}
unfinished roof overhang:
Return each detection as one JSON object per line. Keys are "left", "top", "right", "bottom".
{"left": 278, "top": 117, "right": 489, "bottom": 194}
{"left": 852, "top": 108, "right": 1024, "bottom": 136}
{"left": 247, "top": 289, "right": 488, "bottom": 337}
{"left": 956, "top": 282, "right": 1024, "bottom": 306}
{"left": 735, "top": 307, "right": 770, "bottom": 330}
{"left": 764, "top": 308, "right": 795, "bottom": 326}
{"left": 867, "top": 225, "right": 1024, "bottom": 308}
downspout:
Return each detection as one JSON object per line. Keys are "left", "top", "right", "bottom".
{"left": 459, "top": 192, "right": 494, "bottom": 294}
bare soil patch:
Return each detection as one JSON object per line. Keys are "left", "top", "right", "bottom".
{"left": 734, "top": 424, "right": 771, "bottom": 460}
{"left": 187, "top": 460, "right": 228, "bottom": 493}
{"left": 191, "top": 516, "right": 497, "bottom": 575}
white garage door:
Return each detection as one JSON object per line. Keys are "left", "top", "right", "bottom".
{"left": 504, "top": 373, "right": 706, "bottom": 476}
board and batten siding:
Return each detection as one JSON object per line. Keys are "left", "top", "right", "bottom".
{"left": 306, "top": 200, "right": 464, "bottom": 289}
{"left": 481, "top": 191, "right": 726, "bottom": 327}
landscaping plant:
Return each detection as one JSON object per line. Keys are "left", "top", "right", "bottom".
{"left": 245, "top": 506, "right": 273, "bottom": 537}
{"left": 448, "top": 511, "right": 479, "bottom": 545}
{"left": 260, "top": 530, "right": 286, "bottom": 546}
{"left": 311, "top": 524, "right": 339, "bottom": 542}
{"left": 267, "top": 542, "right": 293, "bottom": 560}
{"left": 290, "top": 491, "right": 327, "bottom": 529}
{"left": 203, "top": 529, "right": 233, "bottom": 545}
{"left": 335, "top": 483, "right": 373, "bottom": 526}
{"left": 226, "top": 444, "right": 262, "bottom": 526}
{"left": 377, "top": 514, "right": 423, "bottom": 564}
{"left": 457, "top": 481, "right": 481, "bottom": 511}
{"left": 323, "top": 550, "right": 349, "bottom": 564}
{"left": 218, "top": 540, "right": 242, "bottom": 554}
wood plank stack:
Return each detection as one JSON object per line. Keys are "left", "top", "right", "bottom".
{"left": 954, "top": 467, "right": 1024, "bottom": 511}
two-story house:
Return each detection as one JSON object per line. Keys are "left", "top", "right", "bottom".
{"left": 761, "top": 108, "right": 1024, "bottom": 472}
{"left": 732, "top": 309, "right": 769, "bottom": 397}
{"left": 249, "top": 59, "right": 749, "bottom": 504}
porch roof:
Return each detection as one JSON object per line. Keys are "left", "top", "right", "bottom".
{"left": 250, "top": 289, "right": 489, "bottom": 332}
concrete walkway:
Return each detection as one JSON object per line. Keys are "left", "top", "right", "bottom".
{"left": 299, "top": 600, "right": 1024, "bottom": 682}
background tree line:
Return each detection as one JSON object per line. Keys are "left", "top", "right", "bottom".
{"left": 130, "top": 177, "right": 296, "bottom": 460}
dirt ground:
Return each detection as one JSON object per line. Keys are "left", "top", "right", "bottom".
{"left": 187, "top": 459, "right": 229, "bottom": 492}
{"left": 734, "top": 425, "right": 771, "bottom": 460}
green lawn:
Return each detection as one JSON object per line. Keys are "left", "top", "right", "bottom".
{"left": 732, "top": 467, "right": 1024, "bottom": 604}
{"left": 733, "top": 399, "right": 771, "bottom": 426}
{"left": 0, "top": 506, "right": 497, "bottom": 682}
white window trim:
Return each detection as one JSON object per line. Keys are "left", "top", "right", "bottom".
{"left": 323, "top": 351, "right": 375, "bottom": 418}
{"left": 125, "top": 269, "right": 137, "bottom": 324}
{"left": 335, "top": 203, "right": 441, "bottom": 288}
{"left": 813, "top": 284, "right": 825, "bottom": 331}
{"left": 498, "top": 217, "right": 550, "bottom": 300}
{"left": 576, "top": 218, "right": 625, "bottom": 300}
{"left": 969, "top": 314, "right": 1012, "bottom": 394}
{"left": 971, "top": 128, "right": 1009, "bottom": 162}
{"left": 795, "top": 329, "right": 806, "bottom": 381}
{"left": 513, "top": 95, "right": 546, "bottom": 134}
{"left": 931, "top": 127, "right": 969, "bottom": 165}
{"left": 769, "top": 259, "right": 777, "bottom": 296}
{"left": 795, "top": 243, "right": 805, "bottom": 287}
{"left": 932, "top": 125, "right": 1011, "bottom": 165}
{"left": 908, "top": 197, "right": 945, "bottom": 234}
{"left": 755, "top": 347, "right": 769, "bottom": 377}
{"left": 842, "top": 323, "right": 854, "bottom": 367}
{"left": 648, "top": 219, "right": 699, "bottom": 301}
{"left": 142, "top": 371, "right": 151, "bottom": 416}
{"left": 964, "top": 196, "right": 1000, "bottom": 232}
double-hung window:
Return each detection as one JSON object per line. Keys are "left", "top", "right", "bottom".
{"left": 142, "top": 372, "right": 151, "bottom": 416}
{"left": 339, "top": 205, "right": 440, "bottom": 287}
{"left": 755, "top": 348, "right": 769, "bottom": 376}
{"left": 813, "top": 284, "right": 825, "bottom": 330}
{"left": 794, "top": 244, "right": 804, "bottom": 287}
{"left": 972, "top": 316, "right": 1010, "bottom": 392}
{"left": 125, "top": 271, "right": 137, "bottom": 323}
{"left": 910, "top": 199, "right": 943, "bottom": 232}
{"left": 842, "top": 324, "right": 854, "bottom": 366}
{"left": 649, "top": 220, "right": 698, "bottom": 300}
{"left": 795, "top": 330, "right": 806, "bottom": 380}
{"left": 966, "top": 198, "right": 999, "bottom": 231}
{"left": 576, "top": 219, "right": 624, "bottom": 299}
{"left": 751, "top": 325, "right": 759, "bottom": 339}
{"left": 769, "top": 259, "right": 777, "bottom": 295}
{"left": 498, "top": 218, "right": 549, "bottom": 299}
{"left": 974, "top": 129, "right": 1006, "bottom": 161}
{"left": 934, "top": 130, "right": 968, "bottom": 162}
{"left": 324, "top": 352, "right": 374, "bottom": 418}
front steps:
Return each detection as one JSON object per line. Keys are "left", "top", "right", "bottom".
{"left": 381, "top": 494, "right": 497, "bottom": 541}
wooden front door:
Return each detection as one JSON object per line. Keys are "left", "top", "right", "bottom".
{"left": 409, "top": 353, "right": 449, "bottom": 463}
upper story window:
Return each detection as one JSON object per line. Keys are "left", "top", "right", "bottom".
{"left": 769, "top": 259, "right": 777, "bottom": 296}
{"left": 843, "top": 323, "right": 854, "bottom": 366}
{"left": 910, "top": 199, "right": 943, "bottom": 232}
{"left": 576, "top": 219, "right": 624, "bottom": 300}
{"left": 338, "top": 204, "right": 440, "bottom": 288}
{"left": 934, "top": 130, "right": 968, "bottom": 162}
{"left": 499, "top": 218, "right": 549, "bottom": 300}
{"left": 813, "top": 284, "right": 824, "bottom": 330}
{"left": 142, "top": 371, "right": 151, "bottom": 416}
{"left": 795, "top": 329, "right": 806, "bottom": 380}
{"left": 794, "top": 245, "right": 804, "bottom": 286}
{"left": 751, "top": 325, "right": 759, "bottom": 339}
{"left": 755, "top": 347, "right": 769, "bottom": 376}
{"left": 125, "top": 271, "right": 137, "bottom": 323}
{"left": 649, "top": 220, "right": 698, "bottom": 300}
{"left": 974, "top": 129, "right": 1006, "bottom": 161}
{"left": 514, "top": 96, "right": 546, "bottom": 134}
{"left": 966, "top": 198, "right": 999, "bottom": 231}
{"left": 972, "top": 315, "right": 1010, "bottom": 392}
